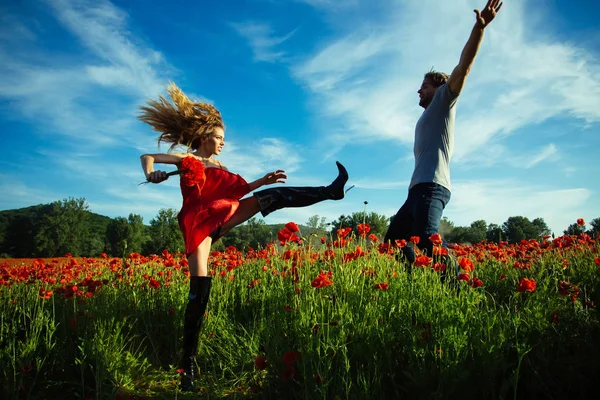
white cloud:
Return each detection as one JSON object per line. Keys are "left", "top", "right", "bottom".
{"left": 219, "top": 138, "right": 304, "bottom": 181}
{"left": 521, "top": 144, "right": 558, "bottom": 168}
{"left": 231, "top": 22, "right": 296, "bottom": 63}
{"left": 0, "top": 176, "right": 61, "bottom": 210}
{"left": 0, "top": 0, "right": 172, "bottom": 147}
{"left": 289, "top": 0, "right": 600, "bottom": 165}
{"left": 446, "top": 180, "right": 594, "bottom": 235}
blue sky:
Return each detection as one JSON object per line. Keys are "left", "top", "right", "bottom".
{"left": 1, "top": 0, "right": 599, "bottom": 235}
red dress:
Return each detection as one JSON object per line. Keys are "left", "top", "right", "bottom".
{"left": 177, "top": 158, "right": 251, "bottom": 255}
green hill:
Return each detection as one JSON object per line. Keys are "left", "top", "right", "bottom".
{"left": 0, "top": 203, "right": 111, "bottom": 258}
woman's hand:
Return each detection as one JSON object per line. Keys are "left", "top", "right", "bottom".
{"left": 147, "top": 170, "right": 168, "bottom": 184}
{"left": 262, "top": 170, "right": 287, "bottom": 185}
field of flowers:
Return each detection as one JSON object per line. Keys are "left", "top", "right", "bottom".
{"left": 1, "top": 221, "right": 599, "bottom": 399}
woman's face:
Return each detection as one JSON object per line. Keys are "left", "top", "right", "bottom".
{"left": 202, "top": 127, "right": 225, "bottom": 156}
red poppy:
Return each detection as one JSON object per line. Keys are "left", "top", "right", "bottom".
{"left": 255, "top": 355, "right": 267, "bottom": 370}
{"left": 278, "top": 227, "right": 300, "bottom": 245}
{"left": 285, "top": 222, "right": 300, "bottom": 233}
{"left": 429, "top": 233, "right": 442, "bottom": 245}
{"left": 282, "top": 350, "right": 302, "bottom": 366}
{"left": 471, "top": 277, "right": 483, "bottom": 288}
{"left": 357, "top": 223, "right": 371, "bottom": 238}
{"left": 577, "top": 218, "right": 585, "bottom": 226}
{"left": 337, "top": 227, "right": 352, "bottom": 239}
{"left": 458, "top": 257, "right": 474, "bottom": 272}
{"left": 414, "top": 254, "right": 432, "bottom": 267}
{"left": 517, "top": 277, "right": 536, "bottom": 293}
{"left": 149, "top": 278, "right": 161, "bottom": 289}
{"left": 410, "top": 236, "right": 420, "bottom": 245}
{"left": 432, "top": 263, "right": 446, "bottom": 272}
{"left": 374, "top": 282, "right": 389, "bottom": 290}
{"left": 558, "top": 281, "right": 571, "bottom": 296}
{"left": 457, "top": 273, "right": 470, "bottom": 282}
{"left": 311, "top": 270, "right": 334, "bottom": 288}
{"left": 395, "top": 239, "right": 407, "bottom": 248}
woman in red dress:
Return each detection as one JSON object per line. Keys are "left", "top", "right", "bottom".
{"left": 138, "top": 83, "right": 349, "bottom": 391}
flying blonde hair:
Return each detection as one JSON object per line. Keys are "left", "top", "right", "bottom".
{"left": 138, "top": 82, "right": 224, "bottom": 151}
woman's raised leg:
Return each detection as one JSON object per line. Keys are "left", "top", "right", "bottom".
{"left": 218, "top": 196, "right": 261, "bottom": 236}
{"left": 217, "top": 161, "right": 349, "bottom": 238}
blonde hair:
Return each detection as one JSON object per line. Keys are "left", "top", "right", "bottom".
{"left": 138, "top": 82, "right": 224, "bottom": 151}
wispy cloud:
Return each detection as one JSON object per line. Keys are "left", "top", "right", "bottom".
{"left": 290, "top": 0, "right": 600, "bottom": 166}
{"left": 0, "top": 175, "right": 61, "bottom": 210}
{"left": 446, "top": 179, "right": 593, "bottom": 234}
{"left": 520, "top": 143, "right": 558, "bottom": 168}
{"left": 231, "top": 22, "right": 296, "bottom": 63}
{"left": 0, "top": 0, "right": 172, "bottom": 147}
{"left": 220, "top": 138, "right": 303, "bottom": 181}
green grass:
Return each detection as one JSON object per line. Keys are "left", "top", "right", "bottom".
{"left": 1, "top": 234, "right": 599, "bottom": 399}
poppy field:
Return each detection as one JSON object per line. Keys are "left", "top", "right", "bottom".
{"left": 1, "top": 221, "right": 599, "bottom": 399}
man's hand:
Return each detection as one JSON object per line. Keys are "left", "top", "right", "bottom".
{"left": 448, "top": 0, "right": 504, "bottom": 95}
{"left": 262, "top": 170, "right": 287, "bottom": 185}
{"left": 475, "top": 0, "right": 503, "bottom": 29}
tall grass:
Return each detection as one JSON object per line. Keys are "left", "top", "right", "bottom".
{"left": 1, "top": 231, "right": 599, "bottom": 399}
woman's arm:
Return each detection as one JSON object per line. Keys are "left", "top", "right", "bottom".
{"left": 140, "top": 153, "right": 185, "bottom": 183}
{"left": 247, "top": 169, "right": 287, "bottom": 191}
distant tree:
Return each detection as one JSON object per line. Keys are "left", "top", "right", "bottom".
{"left": 564, "top": 223, "right": 585, "bottom": 236}
{"left": 446, "top": 226, "right": 469, "bottom": 244}
{"left": 502, "top": 216, "right": 529, "bottom": 243}
{"left": 0, "top": 215, "right": 7, "bottom": 255}
{"left": 83, "top": 234, "right": 106, "bottom": 257}
{"left": 486, "top": 223, "right": 503, "bottom": 243}
{"left": 531, "top": 218, "right": 551, "bottom": 238}
{"left": 467, "top": 220, "right": 487, "bottom": 243}
{"left": 330, "top": 211, "right": 389, "bottom": 239}
{"left": 221, "top": 217, "right": 272, "bottom": 250}
{"left": 127, "top": 213, "right": 147, "bottom": 253}
{"left": 145, "top": 208, "right": 184, "bottom": 254}
{"left": 107, "top": 217, "right": 130, "bottom": 257}
{"left": 502, "top": 216, "right": 548, "bottom": 243}
{"left": 304, "top": 215, "right": 329, "bottom": 239}
{"left": 34, "top": 197, "right": 90, "bottom": 257}
{"left": 439, "top": 217, "right": 454, "bottom": 239}
{"left": 588, "top": 218, "right": 600, "bottom": 236}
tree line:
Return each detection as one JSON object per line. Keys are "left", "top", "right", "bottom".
{"left": 0, "top": 197, "right": 598, "bottom": 258}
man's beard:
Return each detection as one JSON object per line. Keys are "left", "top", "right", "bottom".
{"left": 419, "top": 97, "right": 431, "bottom": 108}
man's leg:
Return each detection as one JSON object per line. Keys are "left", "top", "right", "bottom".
{"left": 411, "top": 183, "right": 454, "bottom": 271}
{"left": 384, "top": 196, "right": 416, "bottom": 264}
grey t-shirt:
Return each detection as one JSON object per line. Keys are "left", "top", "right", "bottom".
{"left": 409, "top": 83, "right": 458, "bottom": 191}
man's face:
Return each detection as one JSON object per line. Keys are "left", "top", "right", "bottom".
{"left": 417, "top": 78, "right": 438, "bottom": 109}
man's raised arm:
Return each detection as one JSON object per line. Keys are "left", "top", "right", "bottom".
{"left": 447, "top": 0, "right": 504, "bottom": 96}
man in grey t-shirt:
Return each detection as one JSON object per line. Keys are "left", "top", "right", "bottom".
{"left": 384, "top": 0, "right": 503, "bottom": 269}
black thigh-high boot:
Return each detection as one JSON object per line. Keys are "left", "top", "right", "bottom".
{"left": 253, "top": 161, "right": 349, "bottom": 217}
{"left": 179, "top": 276, "right": 212, "bottom": 392}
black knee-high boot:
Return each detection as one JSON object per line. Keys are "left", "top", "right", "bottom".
{"left": 179, "top": 276, "right": 212, "bottom": 392}
{"left": 253, "top": 161, "right": 349, "bottom": 217}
